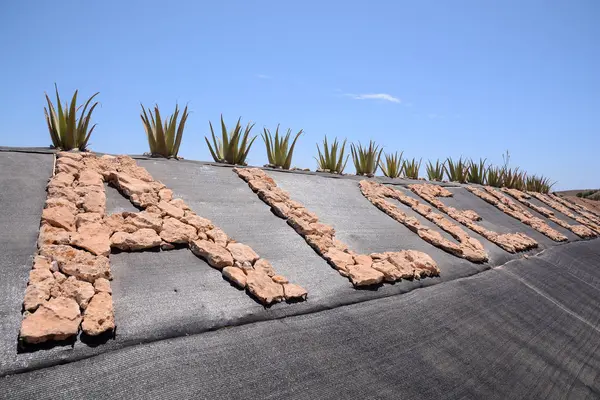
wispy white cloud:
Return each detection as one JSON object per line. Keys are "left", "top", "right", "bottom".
{"left": 346, "top": 93, "right": 401, "bottom": 103}
{"left": 256, "top": 74, "right": 271, "bottom": 79}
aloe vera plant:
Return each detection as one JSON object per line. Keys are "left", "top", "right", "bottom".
{"left": 445, "top": 157, "right": 469, "bottom": 183}
{"left": 206, "top": 115, "right": 257, "bottom": 165}
{"left": 426, "top": 159, "right": 444, "bottom": 181}
{"left": 261, "top": 125, "right": 303, "bottom": 169}
{"left": 402, "top": 158, "right": 422, "bottom": 179}
{"left": 467, "top": 158, "right": 488, "bottom": 184}
{"left": 141, "top": 104, "right": 189, "bottom": 158}
{"left": 379, "top": 151, "right": 403, "bottom": 178}
{"left": 526, "top": 175, "right": 555, "bottom": 193}
{"left": 351, "top": 141, "right": 383, "bottom": 176}
{"left": 315, "top": 136, "right": 349, "bottom": 174}
{"left": 44, "top": 84, "right": 99, "bottom": 151}
{"left": 502, "top": 167, "right": 526, "bottom": 190}
{"left": 485, "top": 166, "right": 503, "bottom": 187}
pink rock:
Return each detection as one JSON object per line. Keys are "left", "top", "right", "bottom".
{"left": 157, "top": 200, "right": 184, "bottom": 219}
{"left": 47, "top": 185, "right": 79, "bottom": 203}
{"left": 48, "top": 172, "right": 75, "bottom": 189}
{"left": 125, "top": 211, "right": 163, "bottom": 232}
{"left": 42, "top": 205, "right": 75, "bottom": 231}
{"left": 206, "top": 228, "right": 229, "bottom": 247}
{"left": 130, "top": 192, "right": 159, "bottom": 208}
{"left": 346, "top": 265, "right": 384, "bottom": 286}
{"left": 52, "top": 276, "right": 95, "bottom": 309}
{"left": 75, "top": 212, "right": 103, "bottom": 228}
{"left": 190, "top": 239, "right": 233, "bottom": 269}
{"left": 79, "top": 188, "right": 106, "bottom": 214}
{"left": 77, "top": 169, "right": 104, "bottom": 187}
{"left": 38, "top": 223, "right": 71, "bottom": 247}
{"left": 94, "top": 278, "right": 112, "bottom": 293}
{"left": 45, "top": 197, "right": 77, "bottom": 212}
{"left": 226, "top": 243, "right": 259, "bottom": 265}
{"left": 111, "top": 172, "right": 153, "bottom": 197}
{"left": 39, "top": 245, "right": 111, "bottom": 283}
{"left": 222, "top": 266, "right": 247, "bottom": 288}
{"left": 324, "top": 248, "right": 355, "bottom": 272}
{"left": 371, "top": 260, "right": 404, "bottom": 282}
{"left": 70, "top": 222, "right": 111, "bottom": 256}
{"left": 32, "top": 255, "right": 52, "bottom": 270}
{"left": 169, "top": 198, "right": 189, "bottom": 210}
{"left": 111, "top": 228, "right": 162, "bottom": 251}
{"left": 404, "top": 250, "right": 440, "bottom": 277}
{"left": 28, "top": 268, "right": 55, "bottom": 293}
{"left": 20, "top": 297, "right": 82, "bottom": 344}
{"left": 245, "top": 271, "right": 285, "bottom": 305}
{"left": 283, "top": 283, "right": 308, "bottom": 301}
{"left": 253, "top": 259, "right": 276, "bottom": 277}
{"left": 159, "top": 188, "right": 173, "bottom": 202}
{"left": 160, "top": 217, "right": 196, "bottom": 244}
{"left": 182, "top": 212, "right": 214, "bottom": 232}
{"left": 82, "top": 292, "right": 115, "bottom": 336}
{"left": 23, "top": 285, "right": 50, "bottom": 312}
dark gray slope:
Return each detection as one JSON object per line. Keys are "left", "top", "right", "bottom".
{"left": 3, "top": 241, "right": 600, "bottom": 400}
{"left": 0, "top": 153, "right": 53, "bottom": 373}
{"left": 2, "top": 151, "right": 600, "bottom": 399}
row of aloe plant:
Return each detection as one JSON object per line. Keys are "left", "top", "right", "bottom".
{"left": 426, "top": 153, "right": 555, "bottom": 193}
{"left": 43, "top": 86, "right": 555, "bottom": 192}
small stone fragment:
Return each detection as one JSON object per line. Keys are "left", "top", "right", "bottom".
{"left": 40, "top": 245, "right": 112, "bottom": 283}
{"left": 32, "top": 255, "right": 52, "bottom": 270}
{"left": 126, "top": 211, "right": 163, "bottom": 232}
{"left": 283, "top": 283, "right": 308, "bottom": 301}
{"left": 41, "top": 205, "right": 75, "bottom": 231}
{"left": 53, "top": 276, "right": 95, "bottom": 309}
{"left": 70, "top": 222, "right": 111, "bottom": 256}
{"left": 206, "top": 227, "right": 229, "bottom": 247}
{"left": 371, "top": 260, "right": 404, "bottom": 282}
{"left": 222, "top": 266, "right": 247, "bottom": 288}
{"left": 181, "top": 212, "right": 214, "bottom": 232}
{"left": 20, "top": 297, "right": 82, "bottom": 344}
{"left": 190, "top": 239, "right": 234, "bottom": 269}
{"left": 94, "top": 278, "right": 112, "bottom": 293}
{"left": 253, "top": 259, "right": 276, "bottom": 277}
{"left": 82, "top": 292, "right": 115, "bottom": 336}
{"left": 23, "top": 285, "right": 50, "bottom": 312}
{"left": 110, "top": 228, "right": 162, "bottom": 251}
{"left": 159, "top": 188, "right": 173, "bottom": 202}
{"left": 157, "top": 200, "right": 184, "bottom": 219}
{"left": 245, "top": 271, "right": 285, "bottom": 305}
{"left": 324, "top": 248, "right": 355, "bottom": 272}
{"left": 28, "top": 268, "right": 55, "bottom": 293}
{"left": 226, "top": 242, "right": 259, "bottom": 265}
{"left": 160, "top": 217, "right": 196, "bottom": 244}
{"left": 346, "top": 265, "right": 384, "bottom": 286}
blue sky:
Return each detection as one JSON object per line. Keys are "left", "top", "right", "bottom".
{"left": 1, "top": 1, "right": 598, "bottom": 190}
